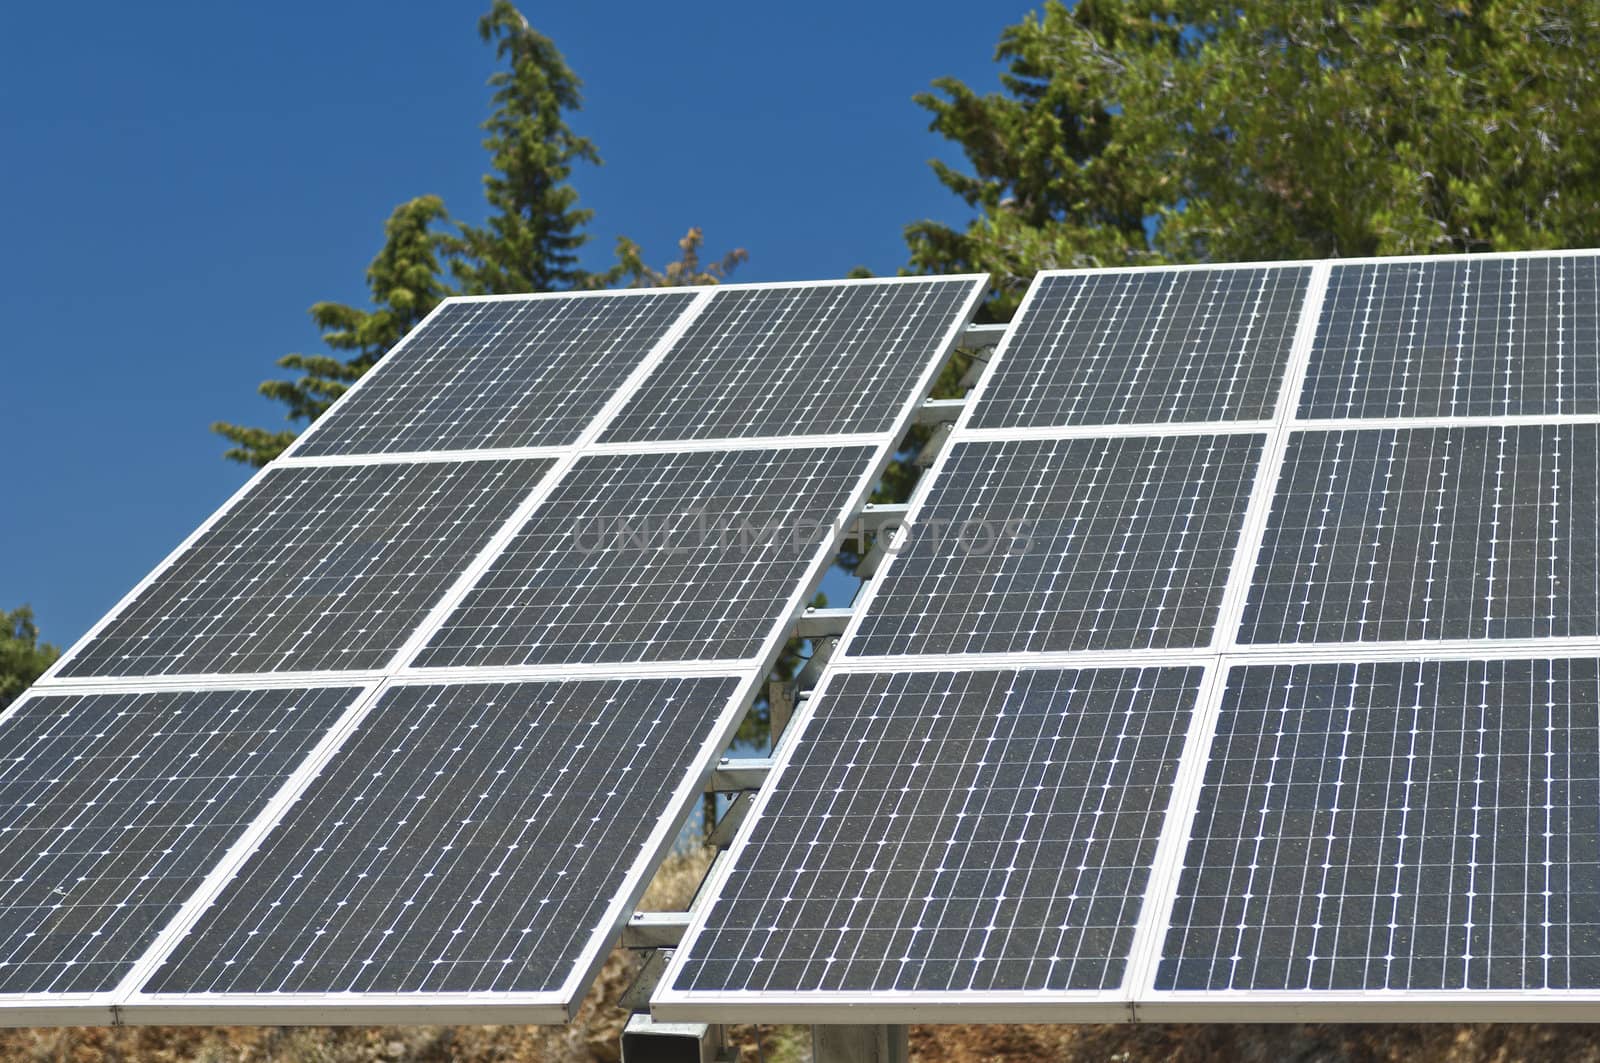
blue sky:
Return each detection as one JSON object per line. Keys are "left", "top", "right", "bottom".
{"left": 1, "top": 1, "right": 1025, "bottom": 649}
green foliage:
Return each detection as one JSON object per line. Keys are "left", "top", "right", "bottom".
{"left": 912, "top": 0, "right": 1600, "bottom": 316}
{"left": 908, "top": 0, "right": 1177, "bottom": 315}
{"left": 214, "top": 195, "right": 453, "bottom": 466}
{"left": 0, "top": 606, "right": 58, "bottom": 710}
{"left": 452, "top": 0, "right": 600, "bottom": 295}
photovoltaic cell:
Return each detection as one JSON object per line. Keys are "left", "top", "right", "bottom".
{"left": 672, "top": 667, "right": 1199, "bottom": 995}
{"left": 415, "top": 445, "right": 875, "bottom": 668}
{"left": 971, "top": 267, "right": 1310, "bottom": 429}
{"left": 1301, "top": 255, "right": 1600, "bottom": 419}
{"left": 0, "top": 686, "right": 358, "bottom": 995}
{"left": 144, "top": 676, "right": 741, "bottom": 996}
{"left": 294, "top": 292, "right": 697, "bottom": 456}
{"left": 849, "top": 434, "right": 1264, "bottom": 657}
{"left": 1240, "top": 425, "right": 1600, "bottom": 645}
{"left": 1160, "top": 658, "right": 1600, "bottom": 992}
{"left": 599, "top": 278, "right": 981, "bottom": 442}
{"left": 59, "top": 459, "right": 552, "bottom": 678}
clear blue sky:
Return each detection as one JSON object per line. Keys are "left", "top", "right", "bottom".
{"left": 1, "top": 1, "right": 1025, "bottom": 650}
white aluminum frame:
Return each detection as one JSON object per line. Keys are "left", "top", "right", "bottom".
{"left": 655, "top": 250, "right": 1600, "bottom": 1023}
{"left": 10, "top": 274, "right": 990, "bottom": 1026}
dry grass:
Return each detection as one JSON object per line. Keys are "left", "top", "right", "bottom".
{"left": 14, "top": 1015, "right": 1600, "bottom": 1062}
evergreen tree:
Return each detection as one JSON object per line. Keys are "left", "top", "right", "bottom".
{"left": 597, "top": 227, "right": 749, "bottom": 288}
{"left": 911, "top": 0, "right": 1600, "bottom": 316}
{"left": 0, "top": 606, "right": 58, "bottom": 710}
{"left": 453, "top": 0, "right": 600, "bottom": 294}
{"left": 908, "top": 1, "right": 1174, "bottom": 316}
{"left": 214, "top": 195, "right": 453, "bottom": 467}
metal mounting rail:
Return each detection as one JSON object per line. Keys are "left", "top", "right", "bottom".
{"left": 706, "top": 757, "right": 773, "bottom": 791}
{"left": 960, "top": 321, "right": 1006, "bottom": 347}
{"left": 619, "top": 313, "right": 982, "bottom": 1041}
{"left": 794, "top": 606, "right": 854, "bottom": 639}
{"left": 913, "top": 397, "right": 967, "bottom": 426}
{"left": 846, "top": 503, "right": 911, "bottom": 542}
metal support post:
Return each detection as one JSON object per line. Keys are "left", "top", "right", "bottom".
{"left": 812, "top": 1025, "right": 910, "bottom": 1063}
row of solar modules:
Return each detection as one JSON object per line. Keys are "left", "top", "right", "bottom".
{"left": 657, "top": 250, "right": 1600, "bottom": 1022}
{"left": 0, "top": 276, "right": 989, "bottom": 1024}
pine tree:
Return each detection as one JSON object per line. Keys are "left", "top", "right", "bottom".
{"left": 453, "top": 0, "right": 600, "bottom": 294}
{"left": 214, "top": 195, "right": 453, "bottom": 466}
{"left": 0, "top": 606, "right": 58, "bottom": 710}
{"left": 910, "top": 0, "right": 1600, "bottom": 315}
{"left": 907, "top": 1, "right": 1176, "bottom": 316}
{"left": 597, "top": 227, "right": 748, "bottom": 288}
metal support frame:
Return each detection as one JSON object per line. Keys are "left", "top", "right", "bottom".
{"left": 960, "top": 322, "right": 1006, "bottom": 347}
{"left": 850, "top": 502, "right": 911, "bottom": 538}
{"left": 706, "top": 791, "right": 754, "bottom": 848}
{"left": 794, "top": 606, "right": 854, "bottom": 639}
{"left": 767, "top": 678, "right": 796, "bottom": 740}
{"left": 913, "top": 423, "right": 953, "bottom": 467}
{"left": 623, "top": 306, "right": 979, "bottom": 1042}
{"left": 912, "top": 397, "right": 967, "bottom": 426}
{"left": 623, "top": 912, "right": 692, "bottom": 950}
{"left": 707, "top": 757, "right": 772, "bottom": 792}
{"left": 622, "top": 328, "right": 973, "bottom": 1022}
{"left": 796, "top": 637, "right": 837, "bottom": 690}
{"left": 621, "top": 1013, "right": 725, "bottom": 1063}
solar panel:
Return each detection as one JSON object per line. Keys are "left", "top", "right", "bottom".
{"left": 57, "top": 459, "right": 553, "bottom": 678}
{"left": 660, "top": 253, "right": 1600, "bottom": 1024}
{"left": 1301, "top": 254, "right": 1600, "bottom": 419}
{"left": 970, "top": 267, "right": 1310, "bottom": 429}
{"left": 136, "top": 675, "right": 742, "bottom": 1015}
{"left": 292, "top": 292, "right": 699, "bottom": 456}
{"left": 1158, "top": 657, "right": 1600, "bottom": 993}
{"left": 848, "top": 434, "right": 1264, "bottom": 657}
{"left": 12, "top": 270, "right": 988, "bottom": 1027}
{"left": 600, "top": 278, "right": 985, "bottom": 442}
{"left": 1240, "top": 424, "right": 1600, "bottom": 646}
{"left": 414, "top": 445, "right": 878, "bottom": 668}
{"left": 668, "top": 667, "right": 1200, "bottom": 1002}
{"left": 0, "top": 686, "right": 359, "bottom": 998}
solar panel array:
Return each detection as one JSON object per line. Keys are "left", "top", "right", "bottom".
{"left": 9, "top": 276, "right": 987, "bottom": 1025}
{"left": 658, "top": 250, "right": 1600, "bottom": 1024}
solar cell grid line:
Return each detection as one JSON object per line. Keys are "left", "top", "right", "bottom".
{"left": 1238, "top": 423, "right": 1600, "bottom": 646}
{"left": 653, "top": 665, "right": 1203, "bottom": 1021}
{"left": 1299, "top": 253, "right": 1600, "bottom": 420}
{"left": 412, "top": 445, "right": 878, "bottom": 669}
{"left": 0, "top": 685, "right": 360, "bottom": 1005}
{"left": 131, "top": 675, "right": 743, "bottom": 1021}
{"left": 845, "top": 432, "right": 1265, "bottom": 659}
{"left": 53, "top": 458, "right": 554, "bottom": 679}
{"left": 968, "top": 265, "right": 1311, "bottom": 430}
{"left": 286, "top": 289, "right": 701, "bottom": 457}
{"left": 1152, "top": 657, "right": 1600, "bottom": 997}
{"left": 598, "top": 276, "right": 986, "bottom": 443}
